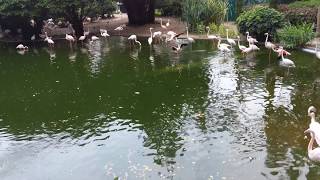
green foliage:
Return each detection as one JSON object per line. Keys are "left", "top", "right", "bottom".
{"left": 182, "top": 0, "right": 228, "bottom": 32}
{"left": 288, "top": 0, "right": 320, "bottom": 8}
{"left": 208, "top": 23, "right": 238, "bottom": 38}
{"left": 278, "top": 5, "right": 317, "bottom": 25}
{"left": 156, "top": 0, "right": 182, "bottom": 17}
{"left": 236, "top": 6, "right": 285, "bottom": 41}
{"left": 277, "top": 23, "right": 315, "bottom": 49}
{"left": 195, "top": 22, "right": 206, "bottom": 34}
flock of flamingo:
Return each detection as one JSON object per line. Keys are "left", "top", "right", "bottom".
{"left": 14, "top": 18, "right": 320, "bottom": 68}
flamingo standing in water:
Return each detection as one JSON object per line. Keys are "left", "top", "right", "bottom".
{"left": 148, "top": 28, "right": 153, "bottom": 45}
{"left": 128, "top": 35, "right": 141, "bottom": 46}
{"left": 226, "top": 29, "right": 236, "bottom": 47}
{"left": 65, "top": 34, "right": 75, "bottom": 48}
{"left": 217, "top": 37, "right": 231, "bottom": 57}
{"left": 264, "top": 33, "right": 276, "bottom": 61}
{"left": 304, "top": 129, "right": 320, "bottom": 162}
{"left": 279, "top": 47, "right": 295, "bottom": 68}
{"left": 307, "top": 106, "right": 320, "bottom": 146}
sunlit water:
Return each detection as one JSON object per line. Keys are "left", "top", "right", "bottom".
{"left": 0, "top": 37, "right": 320, "bottom": 180}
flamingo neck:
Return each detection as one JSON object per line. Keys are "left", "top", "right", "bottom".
{"left": 226, "top": 30, "right": 229, "bottom": 39}
{"left": 308, "top": 131, "right": 315, "bottom": 152}
{"left": 237, "top": 39, "right": 240, "bottom": 47}
{"left": 207, "top": 29, "right": 210, "bottom": 37}
{"left": 310, "top": 113, "right": 316, "bottom": 122}
{"left": 265, "top": 34, "right": 269, "bottom": 43}
{"left": 160, "top": 19, "right": 163, "bottom": 26}
{"left": 150, "top": 29, "right": 153, "bottom": 38}
{"left": 187, "top": 29, "right": 189, "bottom": 38}
{"left": 217, "top": 39, "right": 221, "bottom": 48}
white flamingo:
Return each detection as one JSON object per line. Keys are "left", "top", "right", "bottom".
{"left": 279, "top": 48, "right": 295, "bottom": 68}
{"left": 148, "top": 28, "right": 153, "bottom": 45}
{"left": 186, "top": 27, "right": 195, "bottom": 43}
{"left": 237, "top": 36, "right": 246, "bottom": 51}
{"left": 128, "top": 35, "right": 141, "bottom": 46}
{"left": 101, "top": 30, "right": 110, "bottom": 38}
{"left": 304, "top": 129, "right": 320, "bottom": 162}
{"left": 172, "top": 40, "right": 188, "bottom": 53}
{"left": 16, "top": 44, "right": 28, "bottom": 50}
{"left": 84, "top": 29, "right": 90, "bottom": 36}
{"left": 47, "top": 38, "right": 54, "bottom": 47}
{"left": 114, "top": 25, "right": 124, "bottom": 35}
{"left": 316, "top": 44, "right": 320, "bottom": 59}
{"left": 79, "top": 34, "right": 86, "bottom": 43}
{"left": 160, "top": 18, "right": 167, "bottom": 29}
{"left": 91, "top": 36, "right": 99, "bottom": 41}
{"left": 307, "top": 106, "right": 320, "bottom": 146}
{"left": 249, "top": 43, "right": 260, "bottom": 51}
{"left": 246, "top": 32, "right": 258, "bottom": 44}
{"left": 166, "top": 31, "right": 177, "bottom": 42}
{"left": 226, "top": 29, "right": 236, "bottom": 47}
{"left": 206, "top": 27, "right": 218, "bottom": 40}
{"left": 264, "top": 33, "right": 276, "bottom": 50}
{"left": 217, "top": 37, "right": 231, "bottom": 54}
{"left": 166, "top": 19, "right": 170, "bottom": 27}
{"left": 153, "top": 31, "right": 162, "bottom": 43}
{"left": 65, "top": 34, "right": 75, "bottom": 48}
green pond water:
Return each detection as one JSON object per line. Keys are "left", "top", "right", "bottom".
{"left": 0, "top": 37, "right": 320, "bottom": 180}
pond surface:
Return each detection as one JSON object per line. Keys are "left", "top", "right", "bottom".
{"left": 0, "top": 37, "right": 320, "bottom": 180}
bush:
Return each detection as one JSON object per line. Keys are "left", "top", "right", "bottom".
{"left": 277, "top": 23, "right": 315, "bottom": 49}
{"left": 236, "top": 6, "right": 285, "bottom": 41}
{"left": 182, "top": 0, "right": 228, "bottom": 32}
{"left": 278, "top": 5, "right": 317, "bottom": 25}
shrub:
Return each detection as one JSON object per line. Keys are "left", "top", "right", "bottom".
{"left": 156, "top": 0, "right": 182, "bottom": 17}
{"left": 182, "top": 0, "right": 228, "bottom": 32}
{"left": 208, "top": 23, "right": 238, "bottom": 38}
{"left": 277, "top": 23, "right": 315, "bottom": 49}
{"left": 236, "top": 6, "right": 285, "bottom": 41}
{"left": 278, "top": 5, "right": 317, "bottom": 25}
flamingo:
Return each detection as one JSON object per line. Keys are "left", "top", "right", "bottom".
{"left": 237, "top": 36, "right": 246, "bottom": 51}
{"left": 160, "top": 18, "right": 167, "bottom": 29}
{"left": 316, "top": 44, "right": 320, "bottom": 60}
{"left": 84, "top": 29, "right": 90, "bottom": 36}
{"left": 206, "top": 27, "right": 218, "bottom": 40}
{"left": 91, "top": 36, "right": 99, "bottom": 41}
{"left": 16, "top": 44, "right": 28, "bottom": 50}
{"left": 246, "top": 32, "right": 258, "bottom": 44}
{"left": 166, "top": 31, "right": 177, "bottom": 42}
{"left": 217, "top": 37, "right": 231, "bottom": 54}
{"left": 148, "top": 28, "right": 153, "bottom": 45}
{"left": 166, "top": 19, "right": 170, "bottom": 27}
{"left": 114, "top": 25, "right": 124, "bottom": 35}
{"left": 226, "top": 29, "right": 236, "bottom": 47}
{"left": 153, "top": 31, "right": 162, "bottom": 43}
{"left": 307, "top": 106, "right": 320, "bottom": 146}
{"left": 186, "top": 27, "right": 195, "bottom": 43}
{"left": 279, "top": 47, "right": 295, "bottom": 68}
{"left": 79, "top": 34, "right": 86, "bottom": 43}
{"left": 172, "top": 40, "right": 188, "bottom": 53}
{"left": 249, "top": 43, "right": 260, "bottom": 51}
{"left": 304, "top": 129, "right": 320, "bottom": 162}
{"left": 65, "top": 34, "right": 75, "bottom": 48}
{"left": 101, "top": 30, "right": 110, "bottom": 38}
{"left": 265, "top": 33, "right": 276, "bottom": 61}
{"left": 47, "top": 37, "right": 54, "bottom": 47}
{"left": 128, "top": 35, "right": 141, "bottom": 46}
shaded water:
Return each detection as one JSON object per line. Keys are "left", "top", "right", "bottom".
{"left": 0, "top": 37, "right": 320, "bottom": 179}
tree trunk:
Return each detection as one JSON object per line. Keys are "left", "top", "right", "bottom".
{"left": 66, "top": 5, "right": 84, "bottom": 38}
{"left": 317, "top": 7, "right": 320, "bottom": 37}
{"left": 123, "top": 0, "right": 155, "bottom": 25}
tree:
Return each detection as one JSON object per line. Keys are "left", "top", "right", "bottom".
{"left": 123, "top": 0, "right": 155, "bottom": 25}
{"left": 39, "top": 0, "right": 116, "bottom": 38}
{"left": 0, "top": 0, "right": 47, "bottom": 40}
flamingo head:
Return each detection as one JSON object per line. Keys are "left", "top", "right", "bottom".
{"left": 304, "top": 128, "right": 314, "bottom": 135}
{"left": 308, "top": 106, "right": 317, "bottom": 116}
{"left": 237, "top": 36, "right": 240, "bottom": 39}
{"left": 246, "top": 32, "right": 249, "bottom": 35}
{"left": 206, "top": 26, "right": 210, "bottom": 30}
